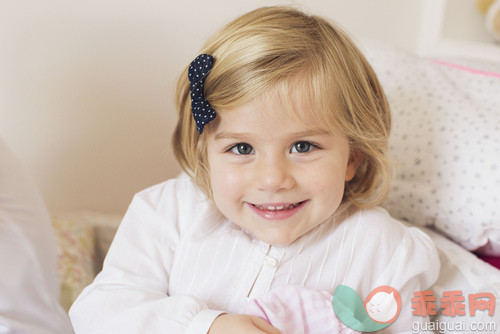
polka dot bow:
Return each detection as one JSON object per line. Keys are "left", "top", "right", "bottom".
{"left": 188, "top": 54, "right": 216, "bottom": 134}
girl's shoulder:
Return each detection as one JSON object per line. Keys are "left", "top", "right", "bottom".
{"left": 132, "top": 173, "right": 207, "bottom": 213}
{"left": 128, "top": 173, "right": 225, "bottom": 238}
{"left": 342, "top": 206, "right": 419, "bottom": 235}
{"left": 136, "top": 172, "right": 202, "bottom": 199}
{"left": 335, "top": 207, "right": 440, "bottom": 293}
{"left": 337, "top": 206, "right": 437, "bottom": 256}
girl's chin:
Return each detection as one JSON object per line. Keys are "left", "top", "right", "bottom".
{"left": 257, "top": 235, "right": 298, "bottom": 246}
{"left": 251, "top": 227, "right": 303, "bottom": 246}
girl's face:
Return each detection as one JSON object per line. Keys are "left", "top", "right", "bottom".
{"left": 206, "top": 94, "right": 362, "bottom": 246}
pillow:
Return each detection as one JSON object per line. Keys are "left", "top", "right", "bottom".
{"left": 360, "top": 41, "right": 500, "bottom": 255}
{"left": 53, "top": 217, "right": 96, "bottom": 311}
{"left": 52, "top": 211, "right": 122, "bottom": 310}
{"left": 418, "top": 224, "right": 500, "bottom": 327}
{"left": 0, "top": 138, "right": 73, "bottom": 333}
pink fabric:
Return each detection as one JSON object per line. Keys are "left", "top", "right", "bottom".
{"left": 241, "top": 286, "right": 360, "bottom": 334}
{"left": 477, "top": 254, "right": 500, "bottom": 270}
{"left": 431, "top": 59, "right": 500, "bottom": 78}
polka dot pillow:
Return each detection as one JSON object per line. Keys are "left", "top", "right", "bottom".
{"left": 361, "top": 41, "right": 500, "bottom": 255}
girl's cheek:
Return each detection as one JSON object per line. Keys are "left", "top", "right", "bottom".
{"left": 210, "top": 166, "right": 236, "bottom": 192}
{"left": 219, "top": 167, "right": 245, "bottom": 187}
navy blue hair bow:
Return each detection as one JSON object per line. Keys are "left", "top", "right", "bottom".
{"left": 188, "top": 54, "right": 216, "bottom": 134}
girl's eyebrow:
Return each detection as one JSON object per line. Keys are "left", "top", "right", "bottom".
{"left": 213, "top": 132, "right": 252, "bottom": 141}
{"left": 213, "top": 129, "right": 330, "bottom": 141}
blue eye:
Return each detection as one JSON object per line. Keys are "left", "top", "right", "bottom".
{"left": 291, "top": 141, "right": 313, "bottom": 153}
{"left": 230, "top": 143, "right": 254, "bottom": 155}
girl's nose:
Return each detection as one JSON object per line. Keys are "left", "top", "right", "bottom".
{"left": 254, "top": 155, "right": 295, "bottom": 193}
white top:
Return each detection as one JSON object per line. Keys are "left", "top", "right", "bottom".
{"left": 70, "top": 173, "right": 440, "bottom": 333}
{"left": 0, "top": 138, "right": 73, "bottom": 334}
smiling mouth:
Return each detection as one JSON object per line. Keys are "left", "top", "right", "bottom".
{"left": 251, "top": 202, "right": 303, "bottom": 211}
{"left": 248, "top": 201, "right": 306, "bottom": 220}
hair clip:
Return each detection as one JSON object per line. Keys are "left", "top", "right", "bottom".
{"left": 188, "top": 54, "right": 216, "bottom": 134}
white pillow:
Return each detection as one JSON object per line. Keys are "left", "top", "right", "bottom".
{"left": 0, "top": 138, "right": 73, "bottom": 333}
{"left": 415, "top": 224, "right": 500, "bottom": 327}
{"left": 360, "top": 41, "right": 500, "bottom": 255}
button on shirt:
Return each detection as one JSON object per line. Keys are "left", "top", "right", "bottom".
{"left": 265, "top": 256, "right": 278, "bottom": 268}
{"left": 70, "top": 173, "right": 440, "bottom": 334}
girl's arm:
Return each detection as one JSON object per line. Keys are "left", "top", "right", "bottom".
{"left": 374, "top": 223, "right": 440, "bottom": 333}
{"left": 69, "top": 180, "right": 224, "bottom": 334}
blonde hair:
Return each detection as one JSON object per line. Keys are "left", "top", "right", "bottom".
{"left": 173, "top": 6, "right": 391, "bottom": 208}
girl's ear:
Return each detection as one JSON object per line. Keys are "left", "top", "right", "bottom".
{"left": 345, "top": 149, "right": 363, "bottom": 182}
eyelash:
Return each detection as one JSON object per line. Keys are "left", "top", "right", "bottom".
{"left": 290, "top": 141, "right": 318, "bottom": 153}
{"left": 227, "top": 143, "right": 254, "bottom": 155}
{"left": 225, "top": 141, "right": 320, "bottom": 155}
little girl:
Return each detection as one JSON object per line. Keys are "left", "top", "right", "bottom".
{"left": 70, "top": 6, "right": 439, "bottom": 333}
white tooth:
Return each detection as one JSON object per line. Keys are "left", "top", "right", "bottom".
{"left": 276, "top": 206, "right": 284, "bottom": 210}
{"left": 268, "top": 206, "right": 276, "bottom": 210}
